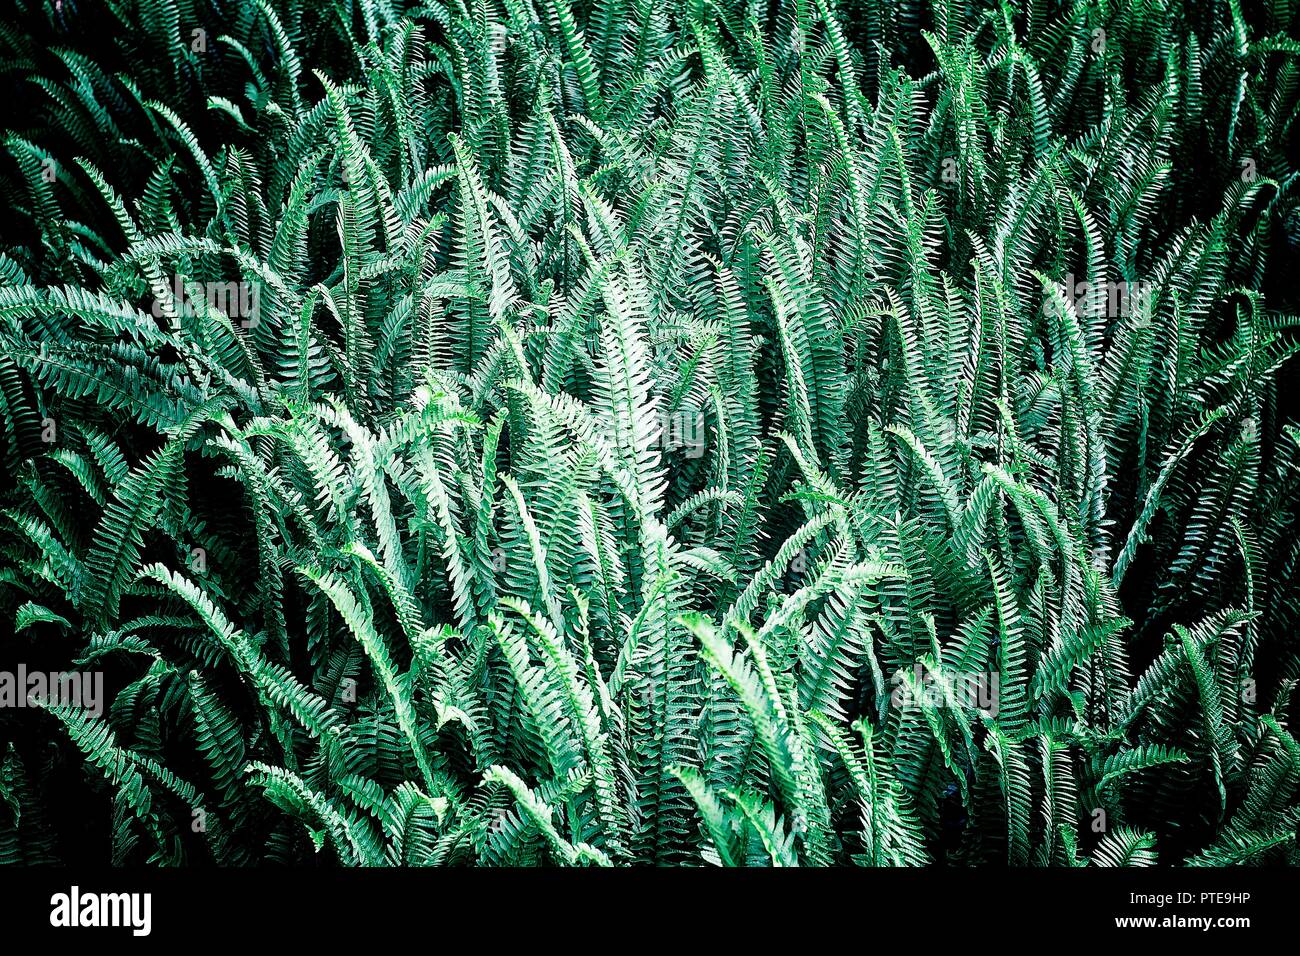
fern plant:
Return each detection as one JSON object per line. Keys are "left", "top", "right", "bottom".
{"left": 0, "top": 0, "right": 1298, "bottom": 867}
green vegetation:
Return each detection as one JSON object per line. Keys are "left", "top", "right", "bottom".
{"left": 1, "top": 0, "right": 1298, "bottom": 866}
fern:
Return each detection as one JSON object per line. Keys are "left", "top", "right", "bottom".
{"left": 0, "top": 0, "right": 1298, "bottom": 869}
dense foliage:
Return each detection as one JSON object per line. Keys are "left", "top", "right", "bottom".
{"left": 1, "top": 0, "right": 1298, "bottom": 867}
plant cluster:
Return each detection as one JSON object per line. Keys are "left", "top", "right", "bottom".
{"left": 1, "top": 0, "right": 1299, "bottom": 866}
